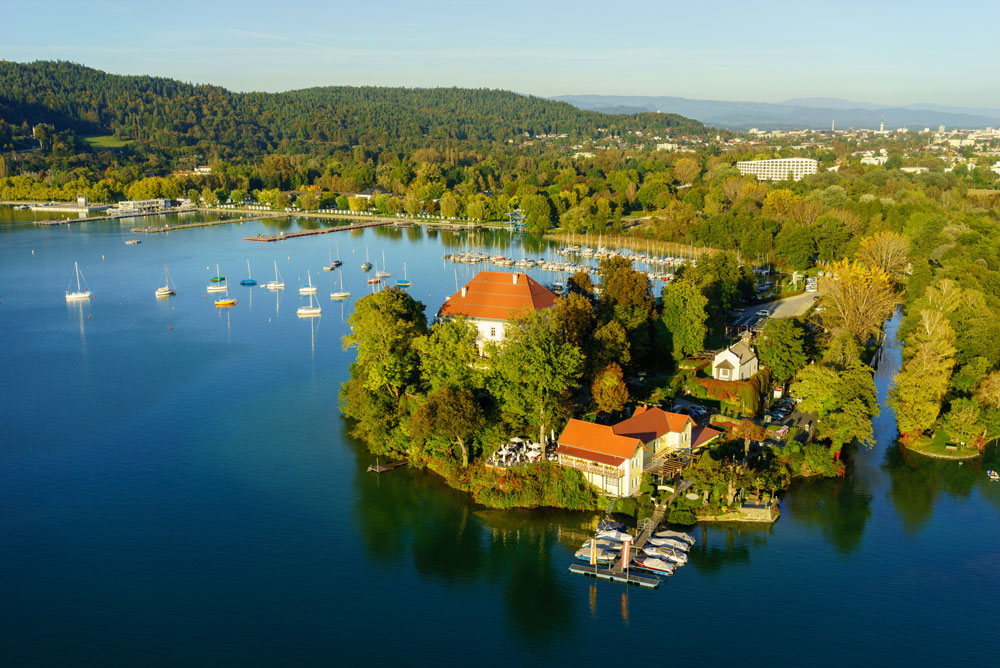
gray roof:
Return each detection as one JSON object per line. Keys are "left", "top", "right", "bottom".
{"left": 728, "top": 340, "right": 756, "bottom": 365}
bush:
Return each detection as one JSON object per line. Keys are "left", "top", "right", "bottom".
{"left": 668, "top": 508, "right": 696, "bottom": 525}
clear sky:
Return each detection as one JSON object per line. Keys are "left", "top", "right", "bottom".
{"left": 5, "top": 0, "right": 1000, "bottom": 107}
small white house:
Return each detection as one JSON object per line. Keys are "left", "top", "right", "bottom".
{"left": 712, "top": 333, "right": 758, "bottom": 381}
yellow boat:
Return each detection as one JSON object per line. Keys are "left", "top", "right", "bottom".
{"left": 214, "top": 298, "right": 237, "bottom": 307}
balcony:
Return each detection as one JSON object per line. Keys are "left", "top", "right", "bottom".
{"left": 558, "top": 456, "right": 624, "bottom": 479}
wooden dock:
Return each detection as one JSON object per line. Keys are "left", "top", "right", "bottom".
{"left": 34, "top": 208, "right": 197, "bottom": 226}
{"left": 131, "top": 214, "right": 280, "bottom": 233}
{"left": 567, "top": 564, "right": 660, "bottom": 589}
{"left": 609, "top": 505, "right": 668, "bottom": 575}
{"left": 244, "top": 220, "right": 389, "bottom": 242}
{"left": 366, "top": 461, "right": 406, "bottom": 474}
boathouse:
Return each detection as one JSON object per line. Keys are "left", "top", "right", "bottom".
{"left": 437, "top": 271, "right": 557, "bottom": 350}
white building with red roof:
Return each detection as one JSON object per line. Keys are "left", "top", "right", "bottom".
{"left": 556, "top": 405, "right": 722, "bottom": 497}
{"left": 437, "top": 271, "right": 558, "bottom": 349}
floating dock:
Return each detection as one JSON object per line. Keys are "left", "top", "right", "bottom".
{"left": 34, "top": 207, "right": 197, "bottom": 226}
{"left": 567, "top": 564, "right": 660, "bottom": 589}
{"left": 131, "top": 214, "right": 279, "bottom": 233}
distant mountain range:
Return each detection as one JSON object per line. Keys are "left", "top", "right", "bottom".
{"left": 553, "top": 95, "right": 1000, "bottom": 131}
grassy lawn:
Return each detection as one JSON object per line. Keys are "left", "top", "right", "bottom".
{"left": 907, "top": 429, "right": 980, "bottom": 459}
{"left": 83, "top": 135, "right": 131, "bottom": 148}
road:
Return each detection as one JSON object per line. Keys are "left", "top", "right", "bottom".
{"left": 736, "top": 291, "right": 818, "bottom": 321}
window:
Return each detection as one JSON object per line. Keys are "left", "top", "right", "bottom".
{"left": 490, "top": 327, "right": 496, "bottom": 338}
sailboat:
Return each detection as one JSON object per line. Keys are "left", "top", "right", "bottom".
{"left": 330, "top": 271, "right": 350, "bottom": 300}
{"left": 206, "top": 264, "right": 228, "bottom": 292}
{"left": 299, "top": 269, "right": 317, "bottom": 294}
{"left": 324, "top": 246, "right": 343, "bottom": 271}
{"left": 65, "top": 261, "right": 92, "bottom": 301}
{"left": 297, "top": 291, "right": 321, "bottom": 317}
{"left": 375, "top": 250, "right": 391, "bottom": 278}
{"left": 155, "top": 265, "right": 176, "bottom": 297}
{"left": 265, "top": 260, "right": 285, "bottom": 290}
{"left": 361, "top": 246, "right": 372, "bottom": 272}
{"left": 214, "top": 294, "right": 237, "bottom": 307}
{"left": 240, "top": 259, "right": 257, "bottom": 286}
{"left": 395, "top": 262, "right": 411, "bottom": 288}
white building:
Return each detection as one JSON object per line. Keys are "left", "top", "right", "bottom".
{"left": 712, "top": 333, "right": 759, "bottom": 381}
{"left": 736, "top": 158, "right": 818, "bottom": 182}
{"left": 437, "top": 271, "right": 558, "bottom": 350}
{"left": 117, "top": 199, "right": 170, "bottom": 213}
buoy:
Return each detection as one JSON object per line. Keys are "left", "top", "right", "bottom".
{"left": 88, "top": 316, "right": 91, "bottom": 319}
{"left": 169, "top": 327, "right": 172, "bottom": 330}
{"left": 102, "top": 255, "right": 105, "bottom": 260}
{"left": 31, "top": 250, "right": 34, "bottom": 255}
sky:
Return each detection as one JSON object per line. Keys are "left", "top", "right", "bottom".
{"left": 5, "top": 0, "right": 1000, "bottom": 108}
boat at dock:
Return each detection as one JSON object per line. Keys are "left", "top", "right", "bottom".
{"left": 595, "top": 529, "right": 634, "bottom": 543}
{"left": 631, "top": 557, "right": 675, "bottom": 575}
{"left": 206, "top": 263, "right": 228, "bottom": 292}
{"left": 646, "top": 537, "right": 690, "bottom": 551}
{"left": 240, "top": 259, "right": 257, "bottom": 286}
{"left": 299, "top": 269, "right": 317, "bottom": 294}
{"left": 155, "top": 265, "right": 176, "bottom": 297}
{"left": 654, "top": 530, "right": 695, "bottom": 545}
{"left": 264, "top": 260, "right": 285, "bottom": 290}
{"left": 574, "top": 547, "right": 618, "bottom": 564}
{"left": 65, "top": 261, "right": 92, "bottom": 301}
{"left": 642, "top": 546, "right": 687, "bottom": 564}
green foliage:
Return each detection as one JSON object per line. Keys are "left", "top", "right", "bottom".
{"left": 796, "top": 360, "right": 879, "bottom": 452}
{"left": 660, "top": 275, "right": 708, "bottom": 363}
{"left": 414, "top": 318, "right": 482, "bottom": 392}
{"left": 592, "top": 363, "right": 629, "bottom": 413}
{"left": 469, "top": 463, "right": 603, "bottom": 510}
{"left": 757, "top": 318, "right": 807, "bottom": 383}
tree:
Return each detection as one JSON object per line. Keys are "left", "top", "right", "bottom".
{"left": 889, "top": 309, "right": 956, "bottom": 441}
{"left": 439, "top": 194, "right": 460, "bottom": 219}
{"left": 857, "top": 231, "right": 909, "bottom": 278}
{"left": 409, "top": 388, "right": 483, "bottom": 467}
{"left": 795, "top": 359, "right": 879, "bottom": 453}
{"left": 821, "top": 259, "right": 900, "bottom": 342}
{"left": 414, "top": 318, "right": 482, "bottom": 393}
{"left": 774, "top": 223, "right": 816, "bottom": 270}
{"left": 592, "top": 363, "right": 628, "bottom": 413}
{"left": 343, "top": 288, "right": 428, "bottom": 402}
{"left": 674, "top": 157, "right": 700, "bottom": 185}
{"left": 757, "top": 318, "right": 807, "bottom": 383}
{"left": 488, "top": 313, "right": 584, "bottom": 445}
{"left": 229, "top": 188, "right": 246, "bottom": 203}
{"left": 298, "top": 191, "right": 319, "bottom": 210}
{"left": 403, "top": 192, "right": 421, "bottom": 215}
{"left": 943, "top": 398, "right": 980, "bottom": 446}
{"left": 589, "top": 320, "right": 631, "bottom": 373}
{"left": 660, "top": 276, "right": 708, "bottom": 363}
{"left": 567, "top": 270, "right": 595, "bottom": 299}
{"left": 550, "top": 292, "right": 595, "bottom": 349}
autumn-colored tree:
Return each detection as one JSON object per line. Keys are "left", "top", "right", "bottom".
{"left": 550, "top": 292, "right": 595, "bottom": 349}
{"left": 857, "top": 230, "right": 909, "bottom": 278}
{"left": 889, "top": 309, "right": 956, "bottom": 441}
{"left": 674, "top": 157, "right": 700, "bottom": 185}
{"left": 821, "top": 259, "right": 900, "bottom": 342}
{"left": 592, "top": 363, "right": 628, "bottom": 413}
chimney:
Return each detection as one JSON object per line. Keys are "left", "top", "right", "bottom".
{"left": 461, "top": 286, "right": 468, "bottom": 298}
{"left": 512, "top": 273, "right": 519, "bottom": 285}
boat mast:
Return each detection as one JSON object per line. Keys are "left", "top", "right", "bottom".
{"left": 75, "top": 261, "right": 82, "bottom": 292}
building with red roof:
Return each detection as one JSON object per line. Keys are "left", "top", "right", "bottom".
{"left": 437, "top": 271, "right": 557, "bottom": 349}
{"left": 556, "top": 405, "right": 709, "bottom": 497}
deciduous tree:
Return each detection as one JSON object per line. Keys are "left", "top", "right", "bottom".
{"left": 592, "top": 363, "right": 628, "bottom": 413}
{"left": 821, "top": 259, "right": 900, "bottom": 342}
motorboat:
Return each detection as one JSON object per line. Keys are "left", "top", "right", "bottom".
{"left": 631, "top": 557, "right": 674, "bottom": 575}
{"left": 574, "top": 547, "right": 617, "bottom": 564}
{"left": 655, "top": 530, "right": 695, "bottom": 545}
{"left": 647, "top": 537, "right": 690, "bottom": 552}
{"left": 988, "top": 470, "right": 999, "bottom": 481}
{"left": 596, "top": 529, "right": 634, "bottom": 543}
{"left": 642, "top": 546, "right": 687, "bottom": 565}
{"left": 597, "top": 519, "right": 627, "bottom": 532}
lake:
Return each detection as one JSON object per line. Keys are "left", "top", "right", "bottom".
{"left": 2, "top": 208, "right": 998, "bottom": 667}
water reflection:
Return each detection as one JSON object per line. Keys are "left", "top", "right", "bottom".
{"left": 686, "top": 525, "right": 756, "bottom": 573}
{"left": 783, "top": 474, "right": 872, "bottom": 553}
{"left": 883, "top": 445, "right": 983, "bottom": 534}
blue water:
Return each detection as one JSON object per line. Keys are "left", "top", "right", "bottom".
{"left": 2, "top": 209, "right": 998, "bottom": 667}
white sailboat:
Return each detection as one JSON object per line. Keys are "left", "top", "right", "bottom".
{"left": 297, "top": 291, "right": 321, "bottom": 317}
{"left": 265, "top": 260, "right": 285, "bottom": 290}
{"left": 206, "top": 263, "right": 228, "bottom": 292}
{"left": 361, "top": 245, "right": 372, "bottom": 272}
{"left": 330, "top": 271, "right": 350, "bottom": 300}
{"left": 375, "top": 250, "right": 391, "bottom": 278}
{"left": 155, "top": 265, "right": 176, "bottom": 297}
{"left": 65, "top": 261, "right": 92, "bottom": 301}
{"left": 299, "top": 269, "right": 317, "bottom": 294}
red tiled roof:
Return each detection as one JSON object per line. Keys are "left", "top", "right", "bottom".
{"left": 555, "top": 444, "right": 625, "bottom": 467}
{"left": 612, "top": 407, "right": 693, "bottom": 444}
{"left": 438, "top": 271, "right": 557, "bottom": 321}
{"left": 691, "top": 425, "right": 722, "bottom": 449}
{"left": 557, "top": 419, "right": 642, "bottom": 462}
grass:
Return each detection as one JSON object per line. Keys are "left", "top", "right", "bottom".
{"left": 906, "top": 429, "right": 980, "bottom": 459}
{"left": 82, "top": 135, "right": 131, "bottom": 148}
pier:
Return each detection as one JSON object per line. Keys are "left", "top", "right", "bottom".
{"left": 131, "top": 214, "right": 281, "bottom": 233}
{"left": 33, "top": 207, "right": 198, "bottom": 226}
{"left": 366, "top": 461, "right": 406, "bottom": 474}
{"left": 244, "top": 220, "right": 389, "bottom": 242}
{"left": 567, "top": 564, "right": 660, "bottom": 588}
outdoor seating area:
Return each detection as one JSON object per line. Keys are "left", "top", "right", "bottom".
{"left": 487, "top": 437, "right": 557, "bottom": 468}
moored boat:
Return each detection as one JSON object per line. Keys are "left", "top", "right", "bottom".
{"left": 596, "top": 529, "right": 634, "bottom": 543}
{"left": 214, "top": 297, "right": 237, "bottom": 307}
{"left": 395, "top": 262, "right": 411, "bottom": 288}
{"left": 65, "top": 261, "right": 92, "bottom": 301}
{"left": 631, "top": 557, "right": 675, "bottom": 575}
{"left": 654, "top": 530, "right": 695, "bottom": 545}
{"left": 297, "top": 292, "right": 322, "bottom": 317}
{"left": 207, "top": 263, "right": 228, "bottom": 292}
{"left": 240, "top": 259, "right": 257, "bottom": 286}
{"left": 330, "top": 271, "right": 350, "bottom": 300}
{"left": 989, "top": 469, "right": 999, "bottom": 481}
{"left": 155, "top": 264, "right": 176, "bottom": 297}
{"left": 299, "top": 269, "right": 317, "bottom": 294}
{"left": 264, "top": 260, "right": 285, "bottom": 290}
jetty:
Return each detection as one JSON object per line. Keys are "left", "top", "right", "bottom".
{"left": 366, "top": 461, "right": 406, "bottom": 474}
{"left": 33, "top": 207, "right": 197, "bottom": 226}
{"left": 244, "top": 220, "right": 389, "bottom": 242}
{"left": 567, "top": 564, "right": 660, "bottom": 588}
{"left": 131, "top": 214, "right": 280, "bottom": 234}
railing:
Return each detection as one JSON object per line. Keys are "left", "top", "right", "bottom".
{"left": 559, "top": 457, "right": 624, "bottom": 479}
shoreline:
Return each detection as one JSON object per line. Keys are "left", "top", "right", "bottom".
{"left": 902, "top": 444, "right": 981, "bottom": 460}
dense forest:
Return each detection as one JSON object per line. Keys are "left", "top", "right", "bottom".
{"left": 0, "top": 60, "right": 704, "bottom": 160}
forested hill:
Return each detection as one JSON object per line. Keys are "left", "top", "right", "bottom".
{"left": 0, "top": 61, "right": 705, "bottom": 158}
